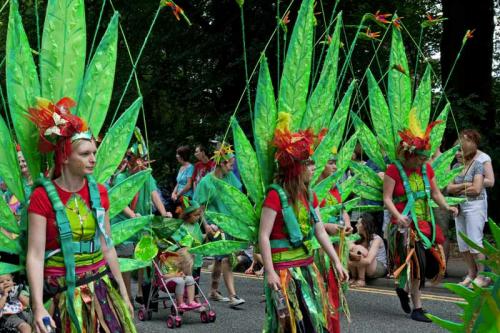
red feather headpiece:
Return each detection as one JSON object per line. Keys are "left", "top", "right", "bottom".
{"left": 273, "top": 112, "right": 316, "bottom": 180}
{"left": 398, "top": 109, "right": 441, "bottom": 158}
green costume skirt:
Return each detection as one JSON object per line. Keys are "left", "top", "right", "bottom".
{"left": 44, "top": 265, "right": 136, "bottom": 333}
{"left": 263, "top": 261, "right": 333, "bottom": 333}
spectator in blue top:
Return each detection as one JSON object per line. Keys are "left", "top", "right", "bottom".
{"left": 172, "top": 145, "right": 195, "bottom": 201}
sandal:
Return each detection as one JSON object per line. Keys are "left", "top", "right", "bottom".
{"left": 458, "top": 276, "right": 474, "bottom": 287}
{"left": 472, "top": 276, "right": 491, "bottom": 288}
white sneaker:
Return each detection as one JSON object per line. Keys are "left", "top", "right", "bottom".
{"left": 229, "top": 295, "right": 245, "bottom": 308}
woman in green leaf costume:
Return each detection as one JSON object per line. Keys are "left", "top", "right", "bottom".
{"left": 383, "top": 115, "right": 458, "bottom": 323}
{"left": 26, "top": 99, "right": 136, "bottom": 333}
{"left": 260, "top": 114, "right": 348, "bottom": 333}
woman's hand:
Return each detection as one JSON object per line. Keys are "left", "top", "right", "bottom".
{"left": 335, "top": 262, "right": 349, "bottom": 282}
{"left": 34, "top": 307, "right": 56, "bottom": 333}
{"left": 447, "top": 206, "right": 459, "bottom": 218}
{"left": 396, "top": 214, "right": 410, "bottom": 228}
{"left": 171, "top": 192, "right": 178, "bottom": 201}
{"left": 266, "top": 270, "right": 281, "bottom": 291}
{"left": 344, "top": 224, "right": 353, "bottom": 235}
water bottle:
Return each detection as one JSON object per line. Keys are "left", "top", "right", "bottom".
{"left": 272, "top": 289, "right": 289, "bottom": 319}
{"left": 42, "top": 316, "right": 53, "bottom": 333}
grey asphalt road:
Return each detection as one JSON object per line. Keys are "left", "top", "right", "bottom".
{"left": 133, "top": 271, "right": 461, "bottom": 333}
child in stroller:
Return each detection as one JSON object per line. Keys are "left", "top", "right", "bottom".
{"left": 158, "top": 248, "right": 201, "bottom": 310}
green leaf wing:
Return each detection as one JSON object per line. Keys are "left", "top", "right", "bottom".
{"left": 232, "top": 117, "right": 264, "bottom": 205}
{"left": 118, "top": 258, "right": 150, "bottom": 273}
{"left": 108, "top": 169, "right": 152, "bottom": 219}
{"left": 313, "top": 171, "right": 344, "bottom": 204}
{"left": 211, "top": 176, "right": 258, "bottom": 225}
{"left": 388, "top": 22, "right": 412, "bottom": 133}
{"left": 6, "top": 0, "right": 41, "bottom": 183}
{"left": 76, "top": 12, "right": 119, "bottom": 137}
{"left": 0, "top": 196, "right": 20, "bottom": 234}
{"left": 352, "top": 184, "right": 382, "bottom": 202}
{"left": 0, "top": 232, "right": 21, "bottom": 255}
{"left": 189, "top": 240, "right": 249, "bottom": 256}
{"left": 111, "top": 215, "right": 152, "bottom": 246}
{"left": 205, "top": 211, "right": 256, "bottom": 242}
{"left": 301, "top": 13, "right": 342, "bottom": 132}
{"left": 412, "top": 64, "right": 432, "bottom": 129}
{"left": 134, "top": 234, "right": 158, "bottom": 262}
{"left": 338, "top": 174, "right": 359, "bottom": 202}
{"left": 367, "top": 69, "right": 396, "bottom": 161}
{"left": 253, "top": 56, "right": 277, "bottom": 188}
{"left": 278, "top": 0, "right": 314, "bottom": 131}
{"left": 151, "top": 217, "right": 184, "bottom": 240}
{"left": 350, "top": 161, "right": 383, "bottom": 188}
{"left": 40, "top": 0, "right": 86, "bottom": 101}
{"left": 335, "top": 134, "right": 358, "bottom": 176}
{"left": 430, "top": 103, "right": 450, "bottom": 156}
{"left": 0, "top": 262, "right": 23, "bottom": 275}
{"left": 94, "top": 97, "right": 142, "bottom": 183}
{"left": 351, "top": 113, "right": 386, "bottom": 170}
{"left": 0, "top": 115, "right": 25, "bottom": 203}
{"left": 311, "top": 81, "right": 356, "bottom": 184}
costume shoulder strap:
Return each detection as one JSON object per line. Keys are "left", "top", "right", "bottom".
{"left": 34, "top": 177, "right": 81, "bottom": 332}
{"left": 86, "top": 175, "right": 112, "bottom": 248}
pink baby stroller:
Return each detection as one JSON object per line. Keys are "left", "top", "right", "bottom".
{"left": 137, "top": 252, "right": 216, "bottom": 329}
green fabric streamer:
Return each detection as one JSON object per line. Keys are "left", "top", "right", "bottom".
{"left": 94, "top": 97, "right": 142, "bottom": 183}
{"left": 278, "top": 0, "right": 314, "bottom": 131}
{"left": 232, "top": 117, "right": 264, "bottom": 205}
{"left": 253, "top": 56, "right": 277, "bottom": 188}
{"left": 76, "top": 12, "right": 119, "bottom": 138}
{"left": 40, "top": 0, "right": 86, "bottom": 101}
{"left": 6, "top": 0, "right": 41, "bottom": 183}
{"left": 108, "top": 169, "right": 152, "bottom": 218}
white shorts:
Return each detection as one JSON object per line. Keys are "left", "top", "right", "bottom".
{"left": 455, "top": 200, "right": 486, "bottom": 254}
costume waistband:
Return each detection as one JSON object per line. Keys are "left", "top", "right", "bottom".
{"left": 44, "top": 259, "right": 106, "bottom": 277}
{"left": 273, "top": 257, "right": 314, "bottom": 270}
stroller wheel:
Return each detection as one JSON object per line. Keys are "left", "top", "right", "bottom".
{"left": 138, "top": 309, "right": 146, "bottom": 321}
{"left": 175, "top": 316, "right": 182, "bottom": 327}
{"left": 166, "top": 315, "right": 175, "bottom": 329}
{"left": 200, "top": 311, "right": 209, "bottom": 323}
{"left": 208, "top": 311, "right": 216, "bottom": 322}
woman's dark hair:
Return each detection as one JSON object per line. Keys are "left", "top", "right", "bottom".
{"left": 459, "top": 129, "right": 481, "bottom": 146}
{"left": 356, "top": 213, "right": 377, "bottom": 243}
{"left": 176, "top": 145, "right": 191, "bottom": 162}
